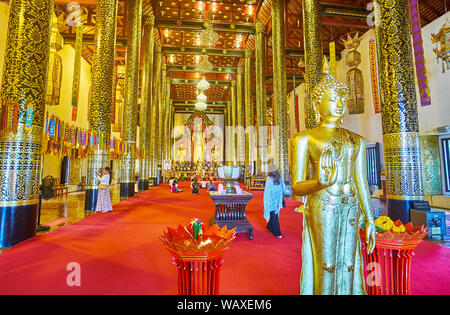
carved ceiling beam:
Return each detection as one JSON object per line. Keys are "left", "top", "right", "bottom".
{"left": 166, "top": 64, "right": 237, "bottom": 74}
{"left": 162, "top": 46, "right": 245, "bottom": 58}
{"left": 155, "top": 18, "right": 256, "bottom": 34}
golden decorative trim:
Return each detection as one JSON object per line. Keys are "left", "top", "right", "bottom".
{"left": 0, "top": 199, "right": 39, "bottom": 207}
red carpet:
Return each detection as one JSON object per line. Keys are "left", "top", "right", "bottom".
{"left": 0, "top": 182, "right": 449, "bottom": 295}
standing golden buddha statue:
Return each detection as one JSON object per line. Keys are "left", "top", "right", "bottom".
{"left": 291, "top": 58, "right": 376, "bottom": 295}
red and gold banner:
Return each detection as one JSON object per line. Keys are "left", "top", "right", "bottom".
{"left": 369, "top": 39, "right": 381, "bottom": 114}
{"left": 71, "top": 24, "right": 83, "bottom": 121}
{"left": 409, "top": 0, "right": 431, "bottom": 107}
{"left": 42, "top": 111, "right": 123, "bottom": 159}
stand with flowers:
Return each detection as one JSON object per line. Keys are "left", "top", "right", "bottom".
{"left": 361, "top": 216, "right": 429, "bottom": 295}
{"left": 160, "top": 219, "right": 235, "bottom": 295}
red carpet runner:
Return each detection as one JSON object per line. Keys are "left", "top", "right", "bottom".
{"left": 0, "top": 182, "right": 449, "bottom": 295}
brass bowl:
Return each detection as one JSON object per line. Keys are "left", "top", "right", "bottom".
{"left": 217, "top": 166, "right": 241, "bottom": 194}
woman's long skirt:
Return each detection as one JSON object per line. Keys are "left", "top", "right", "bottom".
{"left": 266, "top": 211, "right": 281, "bottom": 237}
{"left": 96, "top": 188, "right": 113, "bottom": 213}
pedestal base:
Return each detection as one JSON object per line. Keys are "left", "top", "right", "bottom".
{"left": 208, "top": 191, "right": 255, "bottom": 240}
{"left": 85, "top": 188, "right": 98, "bottom": 211}
{"left": 137, "top": 179, "right": 149, "bottom": 192}
{"left": 361, "top": 232, "right": 424, "bottom": 295}
{"left": 120, "top": 182, "right": 135, "bottom": 198}
{"left": 173, "top": 256, "right": 224, "bottom": 295}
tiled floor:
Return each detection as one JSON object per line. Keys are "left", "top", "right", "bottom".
{"left": 36, "top": 184, "right": 123, "bottom": 234}
{"left": 1, "top": 187, "right": 449, "bottom": 253}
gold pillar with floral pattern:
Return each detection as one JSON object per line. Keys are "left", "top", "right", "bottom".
{"left": 0, "top": 0, "right": 54, "bottom": 247}
{"left": 85, "top": 0, "right": 119, "bottom": 209}
{"left": 255, "top": 21, "right": 267, "bottom": 174}
{"left": 271, "top": 0, "right": 289, "bottom": 181}
{"left": 120, "top": 0, "right": 142, "bottom": 198}
{"left": 149, "top": 46, "right": 161, "bottom": 185}
{"left": 163, "top": 81, "right": 171, "bottom": 166}
{"left": 303, "top": 0, "right": 323, "bottom": 130}
{"left": 157, "top": 64, "right": 167, "bottom": 183}
{"left": 244, "top": 50, "right": 253, "bottom": 178}
{"left": 138, "top": 14, "right": 155, "bottom": 192}
{"left": 236, "top": 68, "right": 245, "bottom": 164}
{"left": 228, "top": 80, "right": 237, "bottom": 165}
{"left": 375, "top": 0, "right": 424, "bottom": 223}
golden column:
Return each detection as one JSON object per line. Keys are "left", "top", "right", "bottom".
{"left": 375, "top": 0, "right": 424, "bottom": 223}
{"left": 228, "top": 80, "right": 237, "bottom": 165}
{"left": 244, "top": 50, "right": 253, "bottom": 178}
{"left": 226, "top": 101, "right": 232, "bottom": 129}
{"left": 163, "top": 81, "right": 171, "bottom": 165}
{"left": 157, "top": 64, "right": 167, "bottom": 184}
{"left": 120, "top": 0, "right": 142, "bottom": 198}
{"left": 271, "top": 0, "right": 289, "bottom": 181}
{"left": 149, "top": 45, "right": 161, "bottom": 186}
{"left": 138, "top": 14, "right": 155, "bottom": 192}
{"left": 303, "top": 0, "right": 323, "bottom": 130}
{"left": 168, "top": 105, "right": 175, "bottom": 162}
{"left": 85, "top": 0, "right": 119, "bottom": 210}
{"left": 0, "top": 0, "right": 54, "bottom": 247}
{"left": 255, "top": 21, "right": 267, "bottom": 174}
{"left": 236, "top": 68, "right": 245, "bottom": 165}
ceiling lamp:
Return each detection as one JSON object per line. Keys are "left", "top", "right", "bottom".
{"left": 199, "top": 22, "right": 219, "bottom": 47}
{"left": 195, "top": 101, "right": 207, "bottom": 111}
{"left": 431, "top": 13, "right": 449, "bottom": 73}
{"left": 197, "top": 55, "right": 214, "bottom": 73}
{"left": 197, "top": 92, "right": 207, "bottom": 103}
{"left": 197, "top": 76, "right": 210, "bottom": 91}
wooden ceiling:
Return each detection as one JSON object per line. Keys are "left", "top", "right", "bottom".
{"left": 3, "top": 0, "right": 447, "bottom": 106}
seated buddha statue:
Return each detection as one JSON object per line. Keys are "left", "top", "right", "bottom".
{"left": 291, "top": 57, "right": 376, "bottom": 295}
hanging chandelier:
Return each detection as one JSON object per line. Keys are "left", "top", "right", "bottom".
{"left": 197, "top": 92, "right": 207, "bottom": 103}
{"left": 431, "top": 0, "right": 449, "bottom": 73}
{"left": 197, "top": 55, "right": 214, "bottom": 73}
{"left": 198, "top": 22, "right": 219, "bottom": 47}
{"left": 197, "top": 76, "right": 210, "bottom": 91}
{"left": 195, "top": 101, "right": 207, "bottom": 111}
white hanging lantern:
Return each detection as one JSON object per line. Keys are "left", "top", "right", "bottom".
{"left": 195, "top": 101, "right": 207, "bottom": 111}
{"left": 197, "top": 75, "right": 210, "bottom": 91}
{"left": 197, "top": 92, "right": 207, "bottom": 102}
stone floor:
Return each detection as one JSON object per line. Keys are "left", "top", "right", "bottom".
{"left": 1, "top": 185, "right": 449, "bottom": 253}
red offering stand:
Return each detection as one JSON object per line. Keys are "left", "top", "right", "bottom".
{"left": 361, "top": 225, "right": 429, "bottom": 295}
{"left": 161, "top": 222, "right": 235, "bottom": 295}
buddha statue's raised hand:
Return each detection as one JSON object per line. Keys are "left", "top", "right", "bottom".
{"left": 318, "top": 146, "right": 338, "bottom": 188}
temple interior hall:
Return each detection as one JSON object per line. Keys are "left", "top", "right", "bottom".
{"left": 0, "top": 0, "right": 449, "bottom": 296}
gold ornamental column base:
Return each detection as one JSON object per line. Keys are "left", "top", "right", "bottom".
{"left": 383, "top": 132, "right": 424, "bottom": 223}
{"left": 0, "top": 128, "right": 43, "bottom": 247}
{"left": 120, "top": 153, "right": 136, "bottom": 198}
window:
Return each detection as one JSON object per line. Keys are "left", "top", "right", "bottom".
{"left": 440, "top": 136, "right": 450, "bottom": 195}
{"left": 366, "top": 142, "right": 382, "bottom": 188}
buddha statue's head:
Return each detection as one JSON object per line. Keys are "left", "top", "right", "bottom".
{"left": 311, "top": 57, "right": 350, "bottom": 125}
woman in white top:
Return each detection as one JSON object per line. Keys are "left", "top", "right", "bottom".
{"left": 95, "top": 167, "right": 113, "bottom": 213}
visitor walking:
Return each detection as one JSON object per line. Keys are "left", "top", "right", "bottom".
{"left": 263, "top": 169, "right": 287, "bottom": 238}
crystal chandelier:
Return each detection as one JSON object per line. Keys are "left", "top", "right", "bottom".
{"left": 197, "top": 76, "right": 210, "bottom": 91}
{"left": 198, "top": 22, "right": 219, "bottom": 47}
{"left": 197, "top": 92, "right": 207, "bottom": 103}
{"left": 197, "top": 55, "right": 214, "bottom": 73}
{"left": 195, "top": 101, "right": 207, "bottom": 111}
